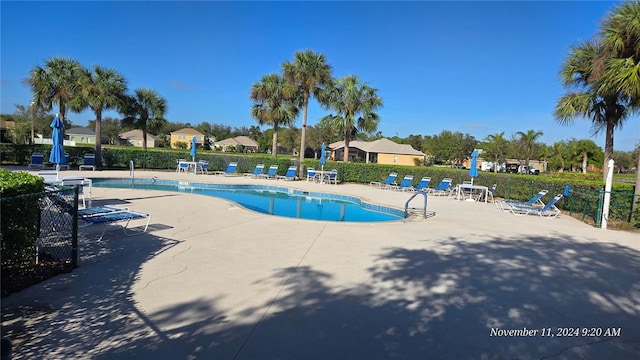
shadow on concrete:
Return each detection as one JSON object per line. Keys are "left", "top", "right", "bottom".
{"left": 3, "top": 233, "right": 640, "bottom": 359}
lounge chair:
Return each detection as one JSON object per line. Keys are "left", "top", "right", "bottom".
{"left": 388, "top": 175, "right": 414, "bottom": 191}
{"left": 214, "top": 162, "right": 238, "bottom": 176}
{"left": 370, "top": 172, "right": 398, "bottom": 188}
{"left": 176, "top": 160, "right": 190, "bottom": 173}
{"left": 410, "top": 177, "right": 431, "bottom": 192}
{"left": 79, "top": 153, "right": 96, "bottom": 171}
{"left": 428, "top": 178, "right": 453, "bottom": 196}
{"left": 277, "top": 166, "right": 297, "bottom": 181}
{"left": 28, "top": 153, "right": 45, "bottom": 170}
{"left": 38, "top": 170, "right": 59, "bottom": 184}
{"left": 197, "top": 160, "right": 209, "bottom": 174}
{"left": 507, "top": 194, "right": 563, "bottom": 218}
{"left": 244, "top": 164, "right": 265, "bottom": 177}
{"left": 498, "top": 190, "right": 548, "bottom": 211}
{"left": 80, "top": 208, "right": 151, "bottom": 240}
{"left": 261, "top": 165, "right": 279, "bottom": 179}
{"left": 323, "top": 169, "right": 339, "bottom": 185}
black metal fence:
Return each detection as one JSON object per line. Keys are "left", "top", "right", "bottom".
{"left": 1, "top": 187, "right": 78, "bottom": 297}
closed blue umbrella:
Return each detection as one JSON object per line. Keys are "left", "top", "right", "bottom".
{"left": 469, "top": 149, "right": 479, "bottom": 185}
{"left": 319, "top": 142, "right": 327, "bottom": 174}
{"left": 49, "top": 115, "right": 66, "bottom": 170}
{"left": 190, "top": 136, "right": 198, "bottom": 162}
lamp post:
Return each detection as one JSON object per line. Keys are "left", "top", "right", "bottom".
{"left": 30, "top": 101, "right": 35, "bottom": 144}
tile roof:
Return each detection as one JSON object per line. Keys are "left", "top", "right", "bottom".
{"left": 66, "top": 127, "right": 95, "bottom": 135}
{"left": 171, "top": 128, "right": 204, "bottom": 136}
{"left": 119, "top": 129, "right": 161, "bottom": 141}
{"left": 329, "top": 138, "right": 426, "bottom": 156}
{"left": 215, "top": 136, "right": 258, "bottom": 147}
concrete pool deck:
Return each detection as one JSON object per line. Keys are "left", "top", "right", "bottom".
{"left": 2, "top": 168, "right": 639, "bottom": 359}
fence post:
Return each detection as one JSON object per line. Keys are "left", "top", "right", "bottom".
{"left": 72, "top": 186, "right": 79, "bottom": 268}
{"left": 595, "top": 188, "right": 604, "bottom": 228}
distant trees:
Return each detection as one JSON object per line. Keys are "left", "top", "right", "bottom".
{"left": 483, "top": 132, "right": 509, "bottom": 173}
{"left": 121, "top": 88, "right": 167, "bottom": 150}
{"left": 514, "top": 129, "right": 544, "bottom": 167}
{"left": 423, "top": 131, "right": 477, "bottom": 164}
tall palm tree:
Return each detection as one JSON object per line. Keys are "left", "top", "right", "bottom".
{"left": 319, "top": 75, "right": 382, "bottom": 162}
{"left": 121, "top": 88, "right": 167, "bottom": 150}
{"left": 77, "top": 65, "right": 127, "bottom": 168}
{"left": 572, "top": 139, "right": 602, "bottom": 174}
{"left": 554, "top": 41, "right": 632, "bottom": 181}
{"left": 249, "top": 73, "right": 299, "bottom": 157}
{"left": 27, "top": 57, "right": 85, "bottom": 123}
{"left": 282, "top": 50, "right": 332, "bottom": 173}
{"left": 514, "top": 129, "right": 544, "bottom": 168}
{"left": 483, "top": 132, "right": 508, "bottom": 173}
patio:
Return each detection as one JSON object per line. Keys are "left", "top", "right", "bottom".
{"left": 1, "top": 169, "right": 639, "bottom": 359}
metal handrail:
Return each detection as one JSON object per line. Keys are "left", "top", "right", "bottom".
{"left": 405, "top": 190, "right": 428, "bottom": 218}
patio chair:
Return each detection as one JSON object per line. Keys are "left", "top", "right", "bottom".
{"left": 478, "top": 183, "right": 497, "bottom": 203}
{"left": 388, "top": 175, "right": 414, "bottom": 191}
{"left": 28, "top": 153, "right": 45, "bottom": 170}
{"left": 197, "top": 160, "right": 209, "bottom": 175}
{"left": 78, "top": 205, "right": 129, "bottom": 218}
{"left": 38, "top": 170, "right": 59, "bottom": 184}
{"left": 176, "top": 160, "right": 190, "bottom": 173}
{"left": 61, "top": 176, "right": 92, "bottom": 208}
{"left": 79, "top": 208, "right": 151, "bottom": 240}
{"left": 260, "top": 165, "right": 279, "bottom": 179}
{"left": 306, "top": 167, "right": 318, "bottom": 182}
{"left": 244, "top": 164, "right": 265, "bottom": 177}
{"left": 498, "top": 189, "right": 548, "bottom": 211}
{"left": 370, "top": 172, "right": 398, "bottom": 188}
{"left": 276, "top": 166, "right": 297, "bottom": 181}
{"left": 410, "top": 177, "right": 431, "bottom": 192}
{"left": 507, "top": 194, "right": 563, "bottom": 218}
{"left": 79, "top": 153, "right": 96, "bottom": 171}
{"left": 323, "top": 169, "right": 339, "bottom": 185}
{"left": 214, "top": 162, "right": 238, "bottom": 176}
{"left": 428, "top": 178, "right": 453, "bottom": 196}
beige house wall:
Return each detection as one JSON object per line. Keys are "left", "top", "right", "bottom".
{"left": 377, "top": 153, "right": 422, "bottom": 166}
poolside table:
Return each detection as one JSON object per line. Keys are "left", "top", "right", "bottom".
{"left": 455, "top": 183, "right": 488, "bottom": 203}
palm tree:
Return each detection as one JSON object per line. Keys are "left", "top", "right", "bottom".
{"left": 483, "top": 132, "right": 509, "bottom": 173}
{"left": 554, "top": 40, "right": 632, "bottom": 181}
{"left": 77, "top": 65, "right": 127, "bottom": 168}
{"left": 282, "top": 50, "right": 332, "bottom": 173}
{"left": 121, "top": 88, "right": 167, "bottom": 150}
{"left": 319, "top": 75, "right": 382, "bottom": 162}
{"left": 514, "top": 129, "right": 544, "bottom": 168}
{"left": 249, "top": 73, "right": 299, "bottom": 157}
{"left": 572, "top": 139, "right": 602, "bottom": 174}
{"left": 26, "top": 57, "right": 85, "bottom": 123}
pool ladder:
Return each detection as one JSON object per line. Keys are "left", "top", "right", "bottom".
{"left": 405, "top": 190, "right": 429, "bottom": 219}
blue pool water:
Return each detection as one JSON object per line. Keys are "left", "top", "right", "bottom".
{"left": 91, "top": 178, "right": 405, "bottom": 222}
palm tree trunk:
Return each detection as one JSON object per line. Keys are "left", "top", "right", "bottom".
{"left": 343, "top": 129, "right": 350, "bottom": 162}
{"left": 142, "top": 120, "right": 148, "bottom": 151}
{"left": 272, "top": 123, "right": 279, "bottom": 158}
{"left": 95, "top": 110, "right": 102, "bottom": 170}
{"left": 603, "top": 121, "right": 615, "bottom": 182}
{"left": 582, "top": 152, "right": 588, "bottom": 174}
{"left": 298, "top": 94, "right": 309, "bottom": 176}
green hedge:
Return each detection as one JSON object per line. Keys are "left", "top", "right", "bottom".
{"left": 0, "top": 169, "right": 45, "bottom": 263}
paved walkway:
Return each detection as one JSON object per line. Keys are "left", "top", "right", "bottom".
{"left": 2, "top": 169, "right": 639, "bottom": 359}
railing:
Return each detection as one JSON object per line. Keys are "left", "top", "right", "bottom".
{"left": 405, "top": 190, "right": 430, "bottom": 219}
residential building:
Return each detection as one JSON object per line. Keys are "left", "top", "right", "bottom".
{"left": 329, "top": 138, "right": 426, "bottom": 166}
{"left": 170, "top": 128, "right": 205, "bottom": 149}
{"left": 119, "top": 129, "right": 163, "bottom": 148}
{"left": 214, "top": 136, "right": 259, "bottom": 152}
{"left": 66, "top": 127, "right": 96, "bottom": 145}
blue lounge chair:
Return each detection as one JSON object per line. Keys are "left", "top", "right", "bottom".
{"left": 244, "top": 164, "right": 265, "bottom": 177}
{"left": 306, "top": 168, "right": 318, "bottom": 182}
{"left": 323, "top": 169, "right": 339, "bottom": 185}
{"left": 507, "top": 194, "right": 563, "bottom": 218}
{"left": 370, "top": 172, "right": 398, "bottom": 188}
{"left": 215, "top": 162, "right": 238, "bottom": 176}
{"left": 277, "top": 166, "right": 297, "bottom": 181}
{"left": 177, "top": 160, "right": 190, "bottom": 173}
{"left": 28, "top": 153, "right": 45, "bottom": 170}
{"left": 261, "top": 165, "right": 279, "bottom": 179}
{"left": 428, "top": 178, "right": 453, "bottom": 196}
{"left": 197, "top": 160, "right": 209, "bottom": 174}
{"left": 498, "top": 190, "right": 548, "bottom": 211}
{"left": 80, "top": 209, "right": 151, "bottom": 240}
{"left": 79, "top": 153, "right": 96, "bottom": 171}
{"left": 411, "top": 177, "right": 431, "bottom": 192}
{"left": 388, "top": 175, "right": 414, "bottom": 191}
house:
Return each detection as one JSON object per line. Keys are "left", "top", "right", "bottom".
{"left": 170, "top": 128, "right": 205, "bottom": 149}
{"left": 66, "top": 127, "right": 96, "bottom": 145}
{"left": 0, "top": 120, "right": 16, "bottom": 142}
{"left": 329, "top": 138, "right": 426, "bottom": 166}
{"left": 214, "top": 136, "right": 259, "bottom": 152}
{"left": 119, "top": 129, "right": 163, "bottom": 148}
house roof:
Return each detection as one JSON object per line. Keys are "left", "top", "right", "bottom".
{"left": 215, "top": 136, "right": 258, "bottom": 147}
{"left": 0, "top": 120, "right": 16, "bottom": 129}
{"left": 119, "top": 129, "right": 161, "bottom": 141}
{"left": 329, "top": 138, "right": 426, "bottom": 156}
{"left": 66, "top": 127, "right": 95, "bottom": 135}
{"left": 171, "top": 128, "right": 204, "bottom": 136}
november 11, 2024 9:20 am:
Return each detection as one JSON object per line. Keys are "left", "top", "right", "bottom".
{"left": 490, "top": 327, "right": 622, "bottom": 337}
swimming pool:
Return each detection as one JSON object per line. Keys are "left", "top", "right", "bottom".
{"left": 91, "top": 178, "right": 405, "bottom": 222}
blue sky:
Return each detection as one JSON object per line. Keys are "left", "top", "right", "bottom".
{"left": 1, "top": 1, "right": 639, "bottom": 151}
